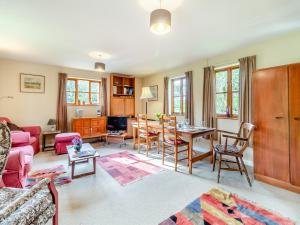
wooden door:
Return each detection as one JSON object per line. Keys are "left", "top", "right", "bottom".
{"left": 72, "top": 119, "right": 83, "bottom": 136}
{"left": 253, "top": 66, "right": 290, "bottom": 182}
{"left": 289, "top": 63, "right": 300, "bottom": 186}
{"left": 110, "top": 98, "right": 124, "bottom": 116}
{"left": 82, "top": 119, "right": 91, "bottom": 138}
{"left": 91, "top": 117, "right": 107, "bottom": 136}
{"left": 124, "top": 98, "right": 135, "bottom": 116}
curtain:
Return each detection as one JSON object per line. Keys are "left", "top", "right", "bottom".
{"left": 56, "top": 73, "right": 68, "bottom": 132}
{"left": 101, "top": 77, "right": 108, "bottom": 116}
{"left": 202, "top": 67, "right": 217, "bottom": 129}
{"left": 185, "top": 71, "right": 194, "bottom": 125}
{"left": 239, "top": 55, "right": 256, "bottom": 124}
{"left": 163, "top": 77, "right": 169, "bottom": 115}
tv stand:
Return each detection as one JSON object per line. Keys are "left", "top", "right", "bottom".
{"left": 107, "top": 132, "right": 127, "bottom": 148}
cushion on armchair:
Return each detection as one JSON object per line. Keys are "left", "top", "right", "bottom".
{"left": 11, "top": 131, "right": 31, "bottom": 147}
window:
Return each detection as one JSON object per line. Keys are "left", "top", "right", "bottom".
{"left": 66, "top": 78, "right": 101, "bottom": 105}
{"left": 171, "top": 77, "right": 186, "bottom": 115}
{"left": 215, "top": 66, "right": 239, "bottom": 117}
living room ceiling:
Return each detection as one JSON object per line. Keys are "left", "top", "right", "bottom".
{"left": 0, "top": 0, "right": 300, "bottom": 76}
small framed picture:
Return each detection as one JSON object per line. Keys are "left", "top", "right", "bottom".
{"left": 20, "top": 73, "right": 45, "bottom": 93}
{"left": 149, "top": 85, "right": 158, "bottom": 101}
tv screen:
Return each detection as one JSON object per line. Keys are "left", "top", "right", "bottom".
{"left": 107, "top": 116, "right": 127, "bottom": 131}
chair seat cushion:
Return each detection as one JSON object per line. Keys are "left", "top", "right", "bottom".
{"left": 165, "top": 136, "right": 187, "bottom": 145}
{"left": 140, "top": 131, "right": 159, "bottom": 138}
{"left": 215, "top": 144, "right": 239, "bottom": 153}
{"left": 55, "top": 132, "right": 80, "bottom": 143}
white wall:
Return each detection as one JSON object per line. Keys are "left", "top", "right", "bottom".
{"left": 0, "top": 58, "right": 110, "bottom": 130}
{"left": 141, "top": 30, "right": 300, "bottom": 165}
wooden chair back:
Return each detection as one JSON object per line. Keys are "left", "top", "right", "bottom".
{"left": 137, "top": 114, "right": 149, "bottom": 137}
{"left": 162, "top": 115, "right": 178, "bottom": 145}
{"left": 236, "top": 122, "right": 255, "bottom": 153}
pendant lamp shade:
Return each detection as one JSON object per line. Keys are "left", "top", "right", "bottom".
{"left": 150, "top": 9, "right": 171, "bottom": 35}
{"left": 95, "top": 62, "right": 105, "bottom": 72}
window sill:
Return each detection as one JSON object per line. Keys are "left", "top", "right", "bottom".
{"left": 217, "top": 116, "right": 238, "bottom": 120}
{"left": 68, "top": 104, "right": 100, "bottom": 107}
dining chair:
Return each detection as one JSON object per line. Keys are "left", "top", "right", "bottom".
{"left": 212, "top": 122, "right": 255, "bottom": 186}
{"left": 137, "top": 114, "right": 160, "bottom": 156}
{"left": 162, "top": 115, "right": 190, "bottom": 172}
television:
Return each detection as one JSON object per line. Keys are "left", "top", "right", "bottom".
{"left": 107, "top": 116, "right": 128, "bottom": 131}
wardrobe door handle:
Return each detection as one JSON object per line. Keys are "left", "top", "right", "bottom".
{"left": 275, "top": 116, "right": 284, "bottom": 119}
{"left": 294, "top": 117, "right": 300, "bottom": 121}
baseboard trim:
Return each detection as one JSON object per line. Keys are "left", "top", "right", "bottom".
{"left": 255, "top": 173, "right": 300, "bottom": 194}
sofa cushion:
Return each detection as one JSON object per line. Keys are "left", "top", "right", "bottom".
{"left": 55, "top": 132, "right": 80, "bottom": 143}
{"left": 11, "top": 145, "right": 34, "bottom": 157}
{"left": 11, "top": 131, "right": 31, "bottom": 146}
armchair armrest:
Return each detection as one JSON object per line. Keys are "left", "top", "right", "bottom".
{"left": 4, "top": 149, "right": 25, "bottom": 172}
{"left": 22, "top": 126, "right": 41, "bottom": 136}
{"left": 217, "top": 129, "right": 238, "bottom": 135}
{"left": 11, "top": 131, "right": 31, "bottom": 146}
{"left": 222, "top": 134, "right": 248, "bottom": 141}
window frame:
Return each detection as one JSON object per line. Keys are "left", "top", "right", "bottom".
{"left": 66, "top": 77, "right": 101, "bottom": 106}
{"left": 171, "top": 77, "right": 186, "bottom": 116}
{"left": 215, "top": 66, "right": 239, "bottom": 119}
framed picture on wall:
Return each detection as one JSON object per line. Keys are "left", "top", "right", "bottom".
{"left": 149, "top": 85, "right": 158, "bottom": 101}
{"left": 20, "top": 73, "right": 45, "bottom": 93}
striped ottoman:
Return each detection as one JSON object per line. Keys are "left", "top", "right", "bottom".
{"left": 54, "top": 133, "right": 80, "bottom": 155}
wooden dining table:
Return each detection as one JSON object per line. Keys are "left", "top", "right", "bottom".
{"left": 131, "top": 121, "right": 216, "bottom": 174}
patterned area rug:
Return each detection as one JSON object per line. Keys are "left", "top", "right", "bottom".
{"left": 26, "top": 164, "right": 72, "bottom": 187}
{"left": 160, "top": 188, "right": 295, "bottom": 225}
{"left": 97, "top": 151, "right": 163, "bottom": 186}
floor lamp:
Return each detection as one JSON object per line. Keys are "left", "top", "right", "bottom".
{"left": 140, "top": 87, "right": 154, "bottom": 115}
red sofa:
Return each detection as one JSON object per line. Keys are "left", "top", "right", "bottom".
{"left": 0, "top": 117, "right": 41, "bottom": 154}
{"left": 0, "top": 117, "right": 41, "bottom": 188}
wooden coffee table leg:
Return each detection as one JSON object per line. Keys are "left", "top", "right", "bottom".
{"left": 93, "top": 157, "right": 96, "bottom": 174}
{"left": 71, "top": 161, "right": 75, "bottom": 179}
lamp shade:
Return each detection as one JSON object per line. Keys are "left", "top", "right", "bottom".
{"left": 47, "top": 119, "right": 56, "bottom": 126}
{"left": 140, "top": 87, "right": 154, "bottom": 99}
{"left": 95, "top": 62, "right": 105, "bottom": 72}
{"left": 150, "top": 9, "right": 171, "bottom": 35}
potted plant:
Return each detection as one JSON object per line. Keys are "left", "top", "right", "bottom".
{"left": 155, "top": 112, "right": 164, "bottom": 124}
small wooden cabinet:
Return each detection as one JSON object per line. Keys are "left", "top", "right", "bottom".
{"left": 72, "top": 117, "right": 106, "bottom": 138}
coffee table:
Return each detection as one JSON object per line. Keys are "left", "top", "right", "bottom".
{"left": 67, "top": 143, "right": 100, "bottom": 179}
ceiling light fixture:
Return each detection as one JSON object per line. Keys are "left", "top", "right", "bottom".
{"left": 94, "top": 62, "right": 105, "bottom": 72}
{"left": 150, "top": 0, "right": 171, "bottom": 35}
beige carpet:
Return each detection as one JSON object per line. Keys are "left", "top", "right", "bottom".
{"left": 35, "top": 141, "right": 300, "bottom": 225}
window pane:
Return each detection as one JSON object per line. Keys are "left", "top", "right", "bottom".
{"left": 78, "top": 92, "right": 89, "bottom": 104}
{"left": 173, "top": 97, "right": 181, "bottom": 113}
{"left": 91, "top": 82, "right": 99, "bottom": 93}
{"left": 91, "top": 93, "right": 99, "bottom": 104}
{"left": 232, "top": 92, "right": 239, "bottom": 115}
{"left": 232, "top": 68, "right": 239, "bottom": 91}
{"left": 173, "top": 80, "right": 181, "bottom": 97}
{"left": 216, "top": 93, "right": 227, "bottom": 114}
{"left": 67, "top": 80, "right": 75, "bottom": 92}
{"left": 216, "top": 71, "right": 228, "bottom": 93}
{"left": 66, "top": 92, "right": 75, "bottom": 104}
{"left": 182, "top": 78, "right": 186, "bottom": 96}
{"left": 78, "top": 80, "right": 89, "bottom": 92}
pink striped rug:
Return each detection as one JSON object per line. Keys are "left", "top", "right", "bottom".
{"left": 97, "top": 151, "right": 163, "bottom": 186}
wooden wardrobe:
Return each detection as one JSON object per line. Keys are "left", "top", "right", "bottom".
{"left": 253, "top": 63, "right": 300, "bottom": 193}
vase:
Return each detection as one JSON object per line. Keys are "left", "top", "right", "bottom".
{"left": 74, "top": 144, "right": 82, "bottom": 151}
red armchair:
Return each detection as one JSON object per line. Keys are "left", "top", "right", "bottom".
{"left": 0, "top": 117, "right": 41, "bottom": 154}
{"left": 2, "top": 132, "right": 34, "bottom": 188}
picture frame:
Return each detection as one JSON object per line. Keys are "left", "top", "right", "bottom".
{"left": 20, "top": 73, "right": 45, "bottom": 93}
{"left": 148, "top": 85, "right": 158, "bottom": 101}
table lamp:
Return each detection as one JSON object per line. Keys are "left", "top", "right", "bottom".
{"left": 47, "top": 119, "right": 56, "bottom": 131}
{"left": 140, "top": 87, "right": 154, "bottom": 115}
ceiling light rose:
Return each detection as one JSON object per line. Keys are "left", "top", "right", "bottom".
{"left": 95, "top": 62, "right": 105, "bottom": 72}
{"left": 150, "top": 8, "right": 171, "bottom": 35}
